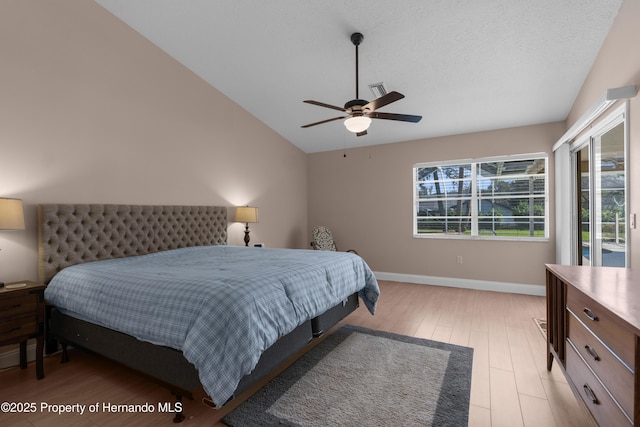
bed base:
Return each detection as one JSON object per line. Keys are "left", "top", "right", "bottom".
{"left": 311, "top": 293, "right": 359, "bottom": 337}
{"left": 47, "top": 292, "right": 359, "bottom": 422}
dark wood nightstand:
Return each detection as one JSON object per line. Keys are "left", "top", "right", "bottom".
{"left": 0, "top": 281, "right": 46, "bottom": 379}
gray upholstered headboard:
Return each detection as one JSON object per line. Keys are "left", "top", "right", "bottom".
{"left": 38, "top": 204, "right": 227, "bottom": 283}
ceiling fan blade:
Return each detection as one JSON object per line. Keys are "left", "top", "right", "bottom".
{"left": 301, "top": 116, "right": 346, "bottom": 128}
{"left": 303, "top": 100, "right": 346, "bottom": 112}
{"left": 369, "top": 112, "right": 422, "bottom": 123}
{"left": 363, "top": 91, "right": 405, "bottom": 112}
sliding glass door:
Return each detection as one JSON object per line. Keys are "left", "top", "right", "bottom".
{"left": 572, "top": 108, "right": 627, "bottom": 267}
{"left": 576, "top": 144, "right": 590, "bottom": 265}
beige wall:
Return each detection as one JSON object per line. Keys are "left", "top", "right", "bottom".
{"left": 308, "top": 122, "right": 565, "bottom": 288}
{"left": 565, "top": 0, "right": 640, "bottom": 268}
{"left": 0, "top": 1, "right": 308, "bottom": 284}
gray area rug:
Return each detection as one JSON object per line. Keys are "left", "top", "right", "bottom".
{"left": 223, "top": 325, "right": 473, "bottom": 426}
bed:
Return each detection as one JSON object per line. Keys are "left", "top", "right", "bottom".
{"left": 38, "top": 204, "right": 379, "bottom": 421}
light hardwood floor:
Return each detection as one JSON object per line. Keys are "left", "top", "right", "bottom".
{"left": 0, "top": 280, "right": 594, "bottom": 426}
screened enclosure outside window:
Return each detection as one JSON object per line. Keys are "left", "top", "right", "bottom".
{"left": 414, "top": 154, "right": 548, "bottom": 239}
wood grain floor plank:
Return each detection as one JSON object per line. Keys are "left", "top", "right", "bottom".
{"left": 487, "top": 316, "right": 514, "bottom": 371}
{"left": 506, "top": 325, "right": 547, "bottom": 399}
{"left": 519, "top": 394, "right": 557, "bottom": 427}
{"left": 468, "top": 403, "right": 491, "bottom": 427}
{"left": 449, "top": 315, "right": 472, "bottom": 347}
{"left": 469, "top": 329, "right": 491, "bottom": 409}
{"left": 490, "top": 367, "right": 524, "bottom": 427}
{"left": 431, "top": 325, "right": 453, "bottom": 343}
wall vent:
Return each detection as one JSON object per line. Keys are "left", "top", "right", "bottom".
{"left": 368, "top": 82, "right": 387, "bottom": 99}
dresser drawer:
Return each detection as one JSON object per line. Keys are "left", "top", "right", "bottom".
{"left": 0, "top": 316, "right": 37, "bottom": 342}
{"left": 566, "top": 341, "right": 632, "bottom": 426}
{"left": 566, "top": 286, "right": 634, "bottom": 368}
{"left": 567, "top": 311, "right": 633, "bottom": 417}
{"left": 0, "top": 293, "right": 37, "bottom": 320}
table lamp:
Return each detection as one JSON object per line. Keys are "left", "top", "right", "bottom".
{"left": 0, "top": 198, "right": 25, "bottom": 287}
{"left": 234, "top": 206, "right": 258, "bottom": 247}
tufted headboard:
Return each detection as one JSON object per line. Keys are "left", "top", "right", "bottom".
{"left": 38, "top": 204, "right": 227, "bottom": 283}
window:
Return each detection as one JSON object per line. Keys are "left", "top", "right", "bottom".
{"left": 414, "top": 153, "right": 548, "bottom": 239}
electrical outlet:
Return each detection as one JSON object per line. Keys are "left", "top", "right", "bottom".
{"left": 456, "top": 256, "right": 463, "bottom": 264}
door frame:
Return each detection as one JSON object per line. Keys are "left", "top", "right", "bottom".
{"left": 569, "top": 102, "right": 629, "bottom": 267}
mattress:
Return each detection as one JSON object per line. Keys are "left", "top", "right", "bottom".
{"left": 44, "top": 245, "right": 379, "bottom": 406}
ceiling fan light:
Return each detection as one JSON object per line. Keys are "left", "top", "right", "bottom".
{"left": 344, "top": 116, "right": 371, "bottom": 133}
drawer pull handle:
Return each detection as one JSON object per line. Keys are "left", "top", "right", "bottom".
{"left": 584, "top": 345, "right": 600, "bottom": 361}
{"left": 0, "top": 304, "right": 21, "bottom": 312}
{"left": 583, "top": 308, "right": 599, "bottom": 321}
{"left": 583, "top": 384, "right": 599, "bottom": 404}
{"left": 0, "top": 326, "right": 21, "bottom": 335}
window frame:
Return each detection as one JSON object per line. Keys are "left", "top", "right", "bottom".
{"left": 413, "top": 153, "right": 549, "bottom": 241}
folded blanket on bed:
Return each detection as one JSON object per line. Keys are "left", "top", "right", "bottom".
{"left": 44, "top": 245, "right": 379, "bottom": 406}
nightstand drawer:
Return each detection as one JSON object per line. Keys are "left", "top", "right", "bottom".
{"left": 0, "top": 294, "right": 37, "bottom": 320}
{"left": 566, "top": 341, "right": 632, "bottom": 426}
{"left": 566, "top": 286, "right": 634, "bottom": 368}
{"left": 0, "top": 317, "right": 37, "bottom": 342}
{"left": 567, "top": 311, "right": 633, "bottom": 416}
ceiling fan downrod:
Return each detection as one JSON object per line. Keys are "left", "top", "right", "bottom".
{"left": 351, "top": 32, "right": 364, "bottom": 101}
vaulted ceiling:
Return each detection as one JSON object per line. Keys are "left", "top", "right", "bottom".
{"left": 96, "top": 0, "right": 623, "bottom": 153}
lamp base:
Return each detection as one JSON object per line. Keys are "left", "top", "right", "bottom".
{"left": 243, "top": 223, "right": 251, "bottom": 247}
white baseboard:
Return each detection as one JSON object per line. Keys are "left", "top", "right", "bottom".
{"left": 0, "top": 342, "right": 37, "bottom": 370}
{"left": 373, "top": 271, "right": 546, "bottom": 296}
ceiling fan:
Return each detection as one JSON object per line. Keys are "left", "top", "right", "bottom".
{"left": 302, "top": 32, "right": 422, "bottom": 136}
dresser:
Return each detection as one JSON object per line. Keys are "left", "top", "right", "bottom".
{"left": 0, "top": 281, "right": 46, "bottom": 379}
{"left": 546, "top": 264, "right": 640, "bottom": 426}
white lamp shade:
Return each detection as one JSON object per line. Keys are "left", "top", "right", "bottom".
{"left": 344, "top": 116, "right": 372, "bottom": 133}
{"left": 0, "top": 198, "right": 25, "bottom": 230}
{"left": 235, "top": 206, "right": 258, "bottom": 223}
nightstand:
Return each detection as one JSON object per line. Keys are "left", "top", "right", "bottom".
{"left": 0, "top": 281, "right": 46, "bottom": 379}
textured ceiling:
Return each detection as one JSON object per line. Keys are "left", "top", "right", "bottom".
{"left": 95, "top": 0, "right": 623, "bottom": 153}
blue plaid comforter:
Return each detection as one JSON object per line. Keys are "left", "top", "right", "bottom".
{"left": 44, "top": 245, "right": 379, "bottom": 406}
